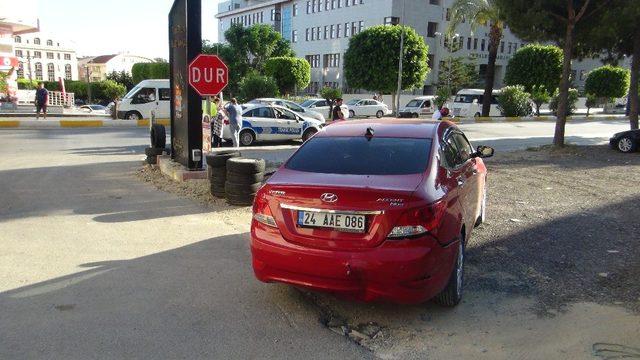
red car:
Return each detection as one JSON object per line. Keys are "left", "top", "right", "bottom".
{"left": 250, "top": 120, "right": 494, "bottom": 305}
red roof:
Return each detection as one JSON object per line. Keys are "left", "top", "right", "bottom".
{"left": 88, "top": 54, "right": 117, "bottom": 64}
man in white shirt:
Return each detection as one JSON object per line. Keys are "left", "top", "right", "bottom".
{"left": 432, "top": 107, "right": 443, "bottom": 121}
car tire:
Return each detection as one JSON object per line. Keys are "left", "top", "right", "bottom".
{"left": 126, "top": 111, "right": 142, "bottom": 121}
{"left": 144, "top": 146, "right": 165, "bottom": 157}
{"left": 225, "top": 181, "right": 263, "bottom": 195}
{"left": 227, "top": 158, "right": 266, "bottom": 174}
{"left": 434, "top": 233, "right": 465, "bottom": 307}
{"left": 227, "top": 171, "right": 265, "bottom": 184}
{"left": 376, "top": 110, "right": 384, "bottom": 118}
{"left": 150, "top": 124, "right": 166, "bottom": 149}
{"left": 206, "top": 152, "right": 241, "bottom": 168}
{"left": 413, "top": 113, "right": 419, "bottom": 118}
{"left": 240, "top": 130, "right": 256, "bottom": 147}
{"left": 617, "top": 136, "right": 637, "bottom": 153}
{"left": 226, "top": 192, "right": 257, "bottom": 206}
{"left": 349, "top": 110, "right": 355, "bottom": 118}
{"left": 474, "top": 112, "right": 481, "bottom": 118}
{"left": 302, "top": 128, "right": 318, "bottom": 142}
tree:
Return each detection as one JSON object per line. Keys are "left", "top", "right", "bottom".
{"left": 435, "top": 86, "right": 452, "bottom": 108}
{"left": 131, "top": 63, "right": 170, "bottom": 84}
{"left": 584, "top": 65, "right": 630, "bottom": 103}
{"left": 497, "top": 85, "right": 532, "bottom": 116}
{"left": 530, "top": 85, "right": 551, "bottom": 117}
{"left": 504, "top": 44, "right": 564, "bottom": 93}
{"left": 320, "top": 86, "right": 343, "bottom": 119}
{"left": 202, "top": 40, "right": 244, "bottom": 96}
{"left": 585, "top": 93, "right": 597, "bottom": 117}
{"left": 437, "top": 56, "right": 479, "bottom": 95}
{"left": 237, "top": 73, "right": 279, "bottom": 103}
{"left": 94, "top": 80, "right": 126, "bottom": 102}
{"left": 344, "top": 25, "right": 429, "bottom": 112}
{"left": 154, "top": 58, "right": 168, "bottom": 63}
{"left": 449, "top": 0, "right": 504, "bottom": 117}
{"left": 264, "top": 57, "right": 311, "bottom": 95}
{"left": 495, "top": 0, "right": 612, "bottom": 146}
{"left": 106, "top": 71, "right": 134, "bottom": 90}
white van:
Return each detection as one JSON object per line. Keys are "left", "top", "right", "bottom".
{"left": 451, "top": 89, "right": 502, "bottom": 117}
{"left": 399, "top": 96, "right": 436, "bottom": 118}
{"left": 117, "top": 79, "right": 170, "bottom": 120}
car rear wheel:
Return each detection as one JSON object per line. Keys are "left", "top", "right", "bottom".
{"left": 240, "top": 130, "right": 256, "bottom": 147}
{"left": 474, "top": 112, "right": 481, "bottom": 118}
{"left": 376, "top": 110, "right": 384, "bottom": 118}
{"left": 302, "top": 128, "right": 317, "bottom": 142}
{"left": 413, "top": 113, "right": 420, "bottom": 118}
{"left": 434, "top": 233, "right": 465, "bottom": 307}
{"left": 349, "top": 110, "right": 355, "bottom": 118}
{"left": 617, "top": 136, "right": 637, "bottom": 153}
{"left": 126, "top": 111, "right": 142, "bottom": 121}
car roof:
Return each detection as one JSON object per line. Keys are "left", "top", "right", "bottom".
{"left": 457, "top": 88, "right": 501, "bottom": 95}
{"left": 410, "top": 96, "right": 435, "bottom": 100}
{"left": 319, "top": 119, "right": 450, "bottom": 139}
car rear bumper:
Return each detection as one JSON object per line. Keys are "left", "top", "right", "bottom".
{"left": 250, "top": 222, "right": 458, "bottom": 304}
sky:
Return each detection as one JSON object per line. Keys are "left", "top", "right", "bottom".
{"left": 36, "top": 0, "right": 220, "bottom": 59}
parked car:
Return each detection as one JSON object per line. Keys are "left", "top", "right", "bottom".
{"left": 222, "top": 104, "right": 323, "bottom": 146}
{"left": 250, "top": 119, "right": 495, "bottom": 305}
{"left": 345, "top": 99, "right": 391, "bottom": 118}
{"left": 117, "top": 79, "right": 170, "bottom": 120}
{"left": 451, "top": 89, "right": 502, "bottom": 117}
{"left": 399, "top": 96, "right": 436, "bottom": 118}
{"left": 247, "top": 98, "right": 326, "bottom": 122}
{"left": 79, "top": 104, "right": 108, "bottom": 115}
{"left": 610, "top": 129, "right": 640, "bottom": 153}
{"left": 300, "top": 98, "right": 349, "bottom": 120}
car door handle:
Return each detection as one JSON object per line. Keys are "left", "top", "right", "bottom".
{"left": 457, "top": 177, "right": 466, "bottom": 187}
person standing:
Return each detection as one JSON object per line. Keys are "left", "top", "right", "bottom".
{"left": 331, "top": 98, "right": 346, "bottom": 122}
{"left": 432, "top": 106, "right": 443, "bottom": 121}
{"left": 35, "top": 83, "right": 49, "bottom": 120}
{"left": 224, "top": 98, "right": 243, "bottom": 147}
{"left": 211, "top": 97, "right": 224, "bottom": 148}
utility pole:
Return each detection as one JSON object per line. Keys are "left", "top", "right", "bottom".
{"left": 85, "top": 65, "right": 92, "bottom": 103}
{"left": 395, "top": 0, "right": 406, "bottom": 116}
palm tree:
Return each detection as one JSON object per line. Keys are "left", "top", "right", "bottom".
{"left": 448, "top": 0, "right": 504, "bottom": 117}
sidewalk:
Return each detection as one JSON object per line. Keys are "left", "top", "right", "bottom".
{"left": 0, "top": 118, "right": 171, "bottom": 128}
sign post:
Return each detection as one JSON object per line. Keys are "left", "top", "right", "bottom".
{"left": 169, "top": 0, "right": 202, "bottom": 170}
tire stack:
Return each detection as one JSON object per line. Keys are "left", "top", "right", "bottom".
{"left": 145, "top": 124, "right": 167, "bottom": 164}
{"left": 225, "top": 158, "right": 266, "bottom": 206}
{"left": 206, "top": 151, "right": 241, "bottom": 198}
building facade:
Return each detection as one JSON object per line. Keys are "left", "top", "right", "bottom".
{"left": 215, "top": 0, "right": 620, "bottom": 95}
{"left": 13, "top": 33, "right": 79, "bottom": 82}
{"left": 78, "top": 53, "right": 155, "bottom": 82}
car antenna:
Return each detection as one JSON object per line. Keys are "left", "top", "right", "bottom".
{"left": 365, "top": 127, "right": 375, "bottom": 141}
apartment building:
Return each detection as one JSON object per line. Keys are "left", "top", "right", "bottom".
{"left": 13, "top": 33, "right": 79, "bottom": 81}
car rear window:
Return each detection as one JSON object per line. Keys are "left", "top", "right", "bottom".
{"left": 285, "top": 137, "right": 432, "bottom": 175}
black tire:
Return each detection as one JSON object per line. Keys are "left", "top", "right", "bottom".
{"left": 617, "top": 136, "right": 637, "bottom": 153}
{"left": 227, "top": 158, "right": 266, "bottom": 174}
{"left": 226, "top": 192, "right": 257, "bottom": 206}
{"left": 434, "top": 233, "right": 465, "bottom": 307}
{"left": 413, "top": 113, "right": 419, "bottom": 118}
{"left": 349, "top": 110, "right": 355, "bottom": 118}
{"left": 376, "top": 110, "right": 384, "bottom": 118}
{"left": 206, "top": 152, "right": 241, "bottom": 167}
{"left": 239, "top": 130, "right": 256, "bottom": 147}
{"left": 125, "top": 111, "right": 142, "bottom": 121}
{"left": 227, "top": 171, "right": 265, "bottom": 184}
{"left": 225, "top": 181, "right": 263, "bottom": 195}
{"left": 150, "top": 124, "right": 166, "bottom": 149}
{"left": 302, "top": 128, "right": 318, "bottom": 142}
{"left": 474, "top": 112, "right": 481, "bottom": 118}
{"left": 144, "top": 147, "right": 165, "bottom": 157}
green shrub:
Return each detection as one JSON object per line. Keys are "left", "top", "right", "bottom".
{"left": 497, "top": 85, "right": 532, "bottom": 117}
{"left": 504, "top": 44, "right": 563, "bottom": 93}
{"left": 131, "top": 62, "right": 170, "bottom": 84}
{"left": 549, "top": 88, "right": 579, "bottom": 116}
{"left": 237, "top": 73, "right": 279, "bottom": 103}
{"left": 529, "top": 85, "right": 551, "bottom": 116}
{"left": 584, "top": 65, "right": 630, "bottom": 101}
{"left": 93, "top": 80, "right": 126, "bottom": 101}
{"left": 264, "top": 57, "right": 311, "bottom": 95}
{"left": 585, "top": 93, "right": 598, "bottom": 117}
{"left": 319, "top": 86, "right": 342, "bottom": 101}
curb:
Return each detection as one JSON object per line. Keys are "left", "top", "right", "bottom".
{"left": 0, "top": 118, "right": 171, "bottom": 129}
{"left": 445, "top": 116, "right": 626, "bottom": 124}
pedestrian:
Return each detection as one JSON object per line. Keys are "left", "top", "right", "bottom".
{"left": 432, "top": 106, "right": 443, "bottom": 121}
{"left": 373, "top": 94, "right": 378, "bottom": 102}
{"left": 224, "top": 98, "right": 243, "bottom": 147}
{"left": 441, "top": 106, "right": 450, "bottom": 118}
{"left": 35, "top": 83, "right": 49, "bottom": 120}
{"left": 332, "top": 98, "right": 346, "bottom": 121}
{"left": 211, "top": 96, "right": 224, "bottom": 148}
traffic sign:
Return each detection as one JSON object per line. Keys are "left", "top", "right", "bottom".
{"left": 188, "top": 54, "right": 228, "bottom": 97}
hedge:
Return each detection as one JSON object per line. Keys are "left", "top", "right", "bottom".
{"left": 131, "top": 63, "right": 170, "bottom": 84}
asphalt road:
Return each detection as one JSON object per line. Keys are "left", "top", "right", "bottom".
{"left": 0, "top": 120, "right": 630, "bottom": 359}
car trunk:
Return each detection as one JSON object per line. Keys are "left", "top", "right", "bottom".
{"left": 264, "top": 169, "right": 425, "bottom": 251}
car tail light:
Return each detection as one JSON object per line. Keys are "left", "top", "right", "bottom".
{"left": 387, "top": 200, "right": 447, "bottom": 239}
{"left": 224, "top": 119, "right": 230, "bottom": 125}
{"left": 253, "top": 191, "right": 277, "bottom": 228}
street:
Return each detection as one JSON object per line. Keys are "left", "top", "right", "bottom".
{"left": 0, "top": 120, "right": 637, "bottom": 359}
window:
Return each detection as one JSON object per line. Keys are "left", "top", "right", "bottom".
{"left": 429, "top": 0, "right": 440, "bottom": 4}
{"left": 47, "top": 63, "right": 55, "bottom": 81}
{"left": 324, "top": 25, "right": 328, "bottom": 39}
{"left": 271, "top": 9, "right": 276, "bottom": 21}
{"left": 473, "top": 38, "right": 478, "bottom": 50}
{"left": 345, "top": 22, "right": 350, "bottom": 37}
{"left": 246, "top": 107, "right": 275, "bottom": 118}
{"left": 316, "top": 26, "right": 321, "bottom": 39}
{"left": 351, "top": 22, "right": 357, "bottom": 35}
{"left": 311, "top": 27, "right": 315, "bottom": 41}
{"left": 293, "top": 30, "right": 298, "bottom": 43}
{"left": 132, "top": 88, "right": 156, "bottom": 104}
{"left": 330, "top": 24, "right": 335, "bottom": 38}
{"left": 47, "top": 40, "right": 53, "bottom": 46}
{"left": 34, "top": 63, "right": 43, "bottom": 80}
{"left": 345, "top": 0, "right": 349, "bottom": 6}
{"left": 64, "top": 54, "right": 71, "bottom": 60}
{"left": 337, "top": 0, "right": 341, "bottom": 7}
{"left": 286, "top": 137, "right": 432, "bottom": 175}
{"left": 384, "top": 16, "right": 399, "bottom": 25}
{"left": 446, "top": 8, "right": 451, "bottom": 21}
{"left": 293, "top": 3, "right": 298, "bottom": 16}
{"left": 317, "top": 0, "right": 321, "bottom": 12}
{"left": 305, "top": 54, "right": 320, "bottom": 68}
{"left": 325, "top": 53, "right": 340, "bottom": 68}
{"left": 34, "top": 51, "right": 41, "bottom": 58}
{"left": 508, "top": 42, "right": 512, "bottom": 54}
{"left": 427, "top": 22, "right": 438, "bottom": 37}
{"left": 34, "top": 38, "right": 41, "bottom": 45}
{"left": 500, "top": 41, "right": 505, "bottom": 53}
{"left": 15, "top": 50, "right": 23, "bottom": 57}
{"left": 427, "top": 54, "right": 434, "bottom": 68}
{"left": 307, "top": 1, "right": 311, "bottom": 13}
{"left": 481, "top": 39, "right": 485, "bottom": 51}
{"left": 14, "top": 36, "right": 21, "bottom": 43}
{"left": 336, "top": 24, "right": 341, "bottom": 38}
{"left": 358, "top": 21, "right": 364, "bottom": 33}
{"left": 306, "top": 28, "right": 310, "bottom": 41}
{"left": 16, "top": 62, "right": 24, "bottom": 79}
{"left": 65, "top": 64, "right": 72, "bottom": 80}
{"left": 325, "top": 0, "right": 330, "bottom": 10}
{"left": 331, "top": 0, "right": 336, "bottom": 9}
{"left": 47, "top": 52, "right": 54, "bottom": 59}
{"left": 467, "top": 37, "right": 472, "bottom": 50}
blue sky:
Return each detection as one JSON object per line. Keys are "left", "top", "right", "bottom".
{"left": 36, "top": 0, "right": 219, "bottom": 59}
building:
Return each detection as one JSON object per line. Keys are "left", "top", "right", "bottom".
{"left": 215, "top": 0, "right": 624, "bottom": 95}
{"left": 78, "top": 53, "right": 155, "bottom": 82}
{"left": 13, "top": 33, "right": 79, "bottom": 81}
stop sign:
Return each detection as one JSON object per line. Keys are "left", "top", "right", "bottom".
{"left": 188, "top": 54, "right": 229, "bottom": 97}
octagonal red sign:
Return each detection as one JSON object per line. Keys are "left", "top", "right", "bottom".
{"left": 188, "top": 54, "right": 229, "bottom": 97}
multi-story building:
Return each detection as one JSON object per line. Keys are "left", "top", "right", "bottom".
{"left": 13, "top": 33, "right": 79, "bottom": 82}
{"left": 215, "top": 0, "right": 625, "bottom": 95}
{"left": 77, "top": 53, "right": 155, "bottom": 82}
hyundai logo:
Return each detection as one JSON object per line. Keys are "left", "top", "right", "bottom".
{"left": 321, "top": 193, "right": 338, "bottom": 203}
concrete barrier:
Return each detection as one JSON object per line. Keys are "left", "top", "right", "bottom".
{"left": 0, "top": 118, "right": 171, "bottom": 129}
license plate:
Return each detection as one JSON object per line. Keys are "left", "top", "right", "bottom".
{"left": 297, "top": 211, "right": 366, "bottom": 233}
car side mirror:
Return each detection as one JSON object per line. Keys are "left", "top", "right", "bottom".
{"left": 474, "top": 145, "right": 495, "bottom": 158}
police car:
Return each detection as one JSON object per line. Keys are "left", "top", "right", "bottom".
{"left": 222, "top": 104, "right": 324, "bottom": 146}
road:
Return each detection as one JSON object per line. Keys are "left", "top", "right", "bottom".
{"left": 0, "top": 120, "right": 630, "bottom": 358}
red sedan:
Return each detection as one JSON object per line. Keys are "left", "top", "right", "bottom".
{"left": 250, "top": 120, "right": 494, "bottom": 305}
